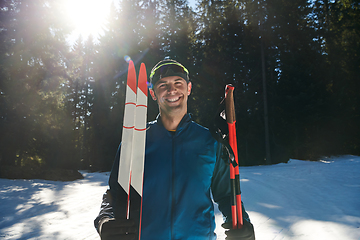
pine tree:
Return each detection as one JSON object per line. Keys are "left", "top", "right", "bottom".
{"left": 0, "top": 0, "right": 75, "bottom": 169}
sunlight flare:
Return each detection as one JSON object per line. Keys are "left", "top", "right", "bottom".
{"left": 64, "top": 0, "right": 113, "bottom": 39}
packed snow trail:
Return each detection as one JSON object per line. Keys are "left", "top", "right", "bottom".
{"left": 1, "top": 155, "right": 359, "bottom": 239}
{"left": 0, "top": 171, "right": 109, "bottom": 240}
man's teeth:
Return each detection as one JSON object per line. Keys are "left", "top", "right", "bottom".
{"left": 167, "top": 97, "right": 180, "bottom": 102}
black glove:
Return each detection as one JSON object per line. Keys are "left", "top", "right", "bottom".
{"left": 222, "top": 220, "right": 255, "bottom": 240}
{"left": 100, "top": 218, "right": 138, "bottom": 240}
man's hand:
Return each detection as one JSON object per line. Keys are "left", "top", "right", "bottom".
{"left": 222, "top": 220, "right": 255, "bottom": 240}
{"left": 100, "top": 218, "right": 138, "bottom": 240}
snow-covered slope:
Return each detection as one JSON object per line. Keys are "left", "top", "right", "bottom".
{"left": 1, "top": 155, "right": 359, "bottom": 239}
{"left": 216, "top": 155, "right": 360, "bottom": 240}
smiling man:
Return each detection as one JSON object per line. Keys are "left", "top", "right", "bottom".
{"left": 149, "top": 60, "right": 192, "bottom": 131}
{"left": 94, "top": 59, "right": 255, "bottom": 240}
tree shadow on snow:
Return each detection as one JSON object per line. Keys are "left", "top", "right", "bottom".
{"left": 0, "top": 179, "right": 66, "bottom": 239}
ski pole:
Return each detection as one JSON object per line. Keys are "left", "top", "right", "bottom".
{"left": 225, "top": 84, "right": 243, "bottom": 229}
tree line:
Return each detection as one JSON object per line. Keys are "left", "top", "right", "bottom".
{"left": 0, "top": 0, "right": 359, "bottom": 172}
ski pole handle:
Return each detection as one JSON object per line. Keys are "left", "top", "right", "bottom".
{"left": 225, "top": 85, "right": 236, "bottom": 124}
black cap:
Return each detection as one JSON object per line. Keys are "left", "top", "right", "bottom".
{"left": 149, "top": 59, "right": 189, "bottom": 88}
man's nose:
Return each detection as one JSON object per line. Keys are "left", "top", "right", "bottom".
{"left": 167, "top": 84, "right": 176, "bottom": 93}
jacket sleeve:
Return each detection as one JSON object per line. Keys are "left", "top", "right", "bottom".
{"left": 94, "top": 144, "right": 122, "bottom": 234}
{"left": 94, "top": 189, "right": 115, "bottom": 234}
{"left": 211, "top": 143, "right": 251, "bottom": 224}
{"left": 211, "top": 143, "right": 232, "bottom": 221}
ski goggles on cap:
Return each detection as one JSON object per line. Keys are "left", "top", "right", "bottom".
{"left": 149, "top": 60, "right": 189, "bottom": 87}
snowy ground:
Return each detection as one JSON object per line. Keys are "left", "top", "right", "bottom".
{"left": 1, "top": 155, "right": 359, "bottom": 240}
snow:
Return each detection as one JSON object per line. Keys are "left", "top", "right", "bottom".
{"left": 1, "top": 155, "right": 360, "bottom": 239}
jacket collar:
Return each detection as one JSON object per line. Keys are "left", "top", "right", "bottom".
{"left": 156, "top": 113, "right": 192, "bottom": 134}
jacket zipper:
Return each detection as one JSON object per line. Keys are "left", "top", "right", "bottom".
{"left": 171, "top": 133, "right": 175, "bottom": 240}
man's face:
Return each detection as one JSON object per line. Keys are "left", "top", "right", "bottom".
{"left": 150, "top": 76, "right": 192, "bottom": 114}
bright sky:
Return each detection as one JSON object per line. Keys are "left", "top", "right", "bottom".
{"left": 65, "top": 0, "right": 197, "bottom": 44}
{"left": 189, "top": 0, "right": 197, "bottom": 9}
{"left": 64, "top": 0, "right": 114, "bottom": 43}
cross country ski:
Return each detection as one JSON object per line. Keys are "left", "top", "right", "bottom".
{"left": 118, "top": 60, "right": 148, "bottom": 239}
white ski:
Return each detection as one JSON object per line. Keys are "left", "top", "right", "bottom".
{"left": 117, "top": 60, "right": 148, "bottom": 239}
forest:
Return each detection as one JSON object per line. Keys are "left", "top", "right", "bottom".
{"left": 0, "top": 0, "right": 359, "bottom": 174}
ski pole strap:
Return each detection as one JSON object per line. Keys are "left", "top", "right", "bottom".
{"left": 210, "top": 128, "right": 237, "bottom": 167}
{"left": 209, "top": 99, "right": 237, "bottom": 168}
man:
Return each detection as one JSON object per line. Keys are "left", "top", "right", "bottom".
{"left": 94, "top": 59, "right": 255, "bottom": 240}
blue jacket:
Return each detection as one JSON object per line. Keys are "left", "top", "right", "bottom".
{"left": 95, "top": 114, "right": 248, "bottom": 239}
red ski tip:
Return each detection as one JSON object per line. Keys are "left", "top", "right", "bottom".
{"left": 138, "top": 63, "right": 148, "bottom": 96}
{"left": 127, "top": 60, "right": 137, "bottom": 93}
